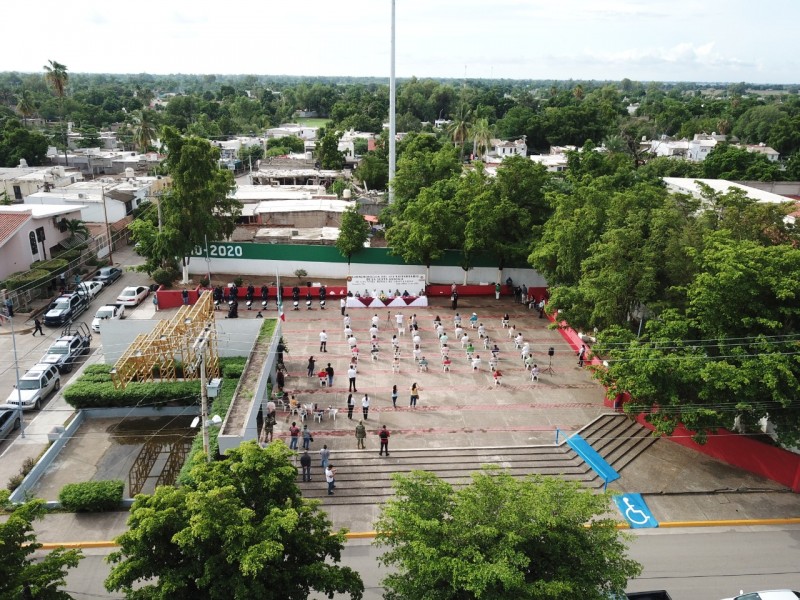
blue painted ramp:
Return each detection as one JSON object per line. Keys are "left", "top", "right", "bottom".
{"left": 566, "top": 433, "right": 620, "bottom": 489}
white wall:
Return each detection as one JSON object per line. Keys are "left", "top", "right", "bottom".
{"left": 187, "top": 256, "right": 546, "bottom": 288}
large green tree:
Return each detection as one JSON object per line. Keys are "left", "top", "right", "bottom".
{"left": 106, "top": 441, "right": 364, "bottom": 599}
{"left": 375, "top": 468, "right": 641, "bottom": 600}
{"left": 336, "top": 204, "right": 370, "bottom": 271}
{"left": 0, "top": 491, "right": 83, "bottom": 599}
{"left": 0, "top": 118, "right": 49, "bottom": 167}
{"left": 315, "top": 127, "right": 345, "bottom": 170}
{"left": 135, "top": 127, "right": 240, "bottom": 281}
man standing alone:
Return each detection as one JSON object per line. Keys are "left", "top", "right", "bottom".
{"left": 361, "top": 394, "right": 370, "bottom": 420}
{"left": 300, "top": 451, "right": 311, "bottom": 482}
{"left": 319, "top": 329, "right": 328, "bottom": 352}
{"left": 379, "top": 425, "right": 390, "bottom": 456}
{"left": 347, "top": 364, "right": 357, "bottom": 392}
{"left": 355, "top": 421, "right": 366, "bottom": 449}
{"left": 325, "top": 363, "right": 334, "bottom": 387}
{"left": 325, "top": 464, "right": 336, "bottom": 495}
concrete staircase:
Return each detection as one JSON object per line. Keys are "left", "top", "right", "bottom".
{"left": 298, "top": 414, "right": 657, "bottom": 505}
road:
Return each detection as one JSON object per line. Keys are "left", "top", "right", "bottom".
{"left": 0, "top": 266, "right": 154, "bottom": 449}
{"left": 58, "top": 526, "right": 800, "bottom": 599}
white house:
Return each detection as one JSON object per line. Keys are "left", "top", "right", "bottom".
{"left": 23, "top": 178, "right": 153, "bottom": 224}
{"left": 0, "top": 166, "right": 83, "bottom": 203}
{"left": 529, "top": 153, "right": 569, "bottom": 172}
{"left": 663, "top": 177, "right": 794, "bottom": 206}
{"left": 265, "top": 124, "right": 319, "bottom": 141}
{"left": 745, "top": 143, "right": 780, "bottom": 162}
{"left": 483, "top": 138, "right": 527, "bottom": 163}
{"left": 0, "top": 204, "right": 86, "bottom": 281}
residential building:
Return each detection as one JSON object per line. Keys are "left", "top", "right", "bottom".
{"left": 0, "top": 166, "right": 83, "bottom": 203}
{"left": 482, "top": 138, "right": 528, "bottom": 163}
{"left": 0, "top": 204, "right": 85, "bottom": 281}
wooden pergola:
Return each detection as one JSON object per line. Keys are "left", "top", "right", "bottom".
{"left": 111, "top": 290, "right": 219, "bottom": 389}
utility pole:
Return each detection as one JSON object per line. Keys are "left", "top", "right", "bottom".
{"left": 200, "top": 351, "right": 210, "bottom": 461}
{"left": 388, "top": 0, "right": 396, "bottom": 203}
{"left": 101, "top": 186, "right": 114, "bottom": 265}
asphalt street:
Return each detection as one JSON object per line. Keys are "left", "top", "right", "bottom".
{"left": 57, "top": 525, "right": 800, "bottom": 600}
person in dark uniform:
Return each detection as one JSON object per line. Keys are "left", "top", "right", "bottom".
{"left": 300, "top": 451, "right": 312, "bottom": 482}
{"left": 32, "top": 318, "right": 44, "bottom": 336}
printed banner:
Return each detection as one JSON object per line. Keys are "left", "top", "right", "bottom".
{"left": 347, "top": 274, "right": 426, "bottom": 298}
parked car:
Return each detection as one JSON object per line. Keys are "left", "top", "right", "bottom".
{"left": 5, "top": 364, "right": 60, "bottom": 411}
{"left": 722, "top": 591, "right": 800, "bottom": 600}
{"left": 91, "top": 304, "right": 126, "bottom": 332}
{"left": 43, "top": 293, "right": 89, "bottom": 327}
{"left": 91, "top": 267, "right": 123, "bottom": 286}
{"left": 75, "top": 280, "right": 103, "bottom": 300}
{"left": 38, "top": 324, "right": 92, "bottom": 373}
{"left": 0, "top": 405, "right": 21, "bottom": 441}
{"left": 116, "top": 285, "right": 150, "bottom": 307}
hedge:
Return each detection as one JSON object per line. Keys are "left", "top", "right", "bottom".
{"left": 58, "top": 479, "right": 124, "bottom": 512}
{"left": 4, "top": 269, "right": 52, "bottom": 291}
{"left": 63, "top": 380, "right": 201, "bottom": 409}
{"left": 29, "top": 257, "right": 68, "bottom": 272}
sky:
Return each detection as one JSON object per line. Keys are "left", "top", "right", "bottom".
{"left": 4, "top": 0, "right": 799, "bottom": 84}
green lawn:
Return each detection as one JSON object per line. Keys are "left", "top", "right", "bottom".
{"left": 294, "top": 117, "right": 331, "bottom": 128}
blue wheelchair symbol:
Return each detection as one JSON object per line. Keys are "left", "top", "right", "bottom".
{"left": 613, "top": 493, "right": 658, "bottom": 528}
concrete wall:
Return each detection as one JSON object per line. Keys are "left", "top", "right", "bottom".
{"left": 218, "top": 321, "right": 281, "bottom": 454}
{"left": 100, "top": 318, "right": 262, "bottom": 364}
{"left": 185, "top": 242, "right": 543, "bottom": 286}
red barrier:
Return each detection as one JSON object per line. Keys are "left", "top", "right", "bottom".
{"left": 552, "top": 314, "right": 800, "bottom": 492}
{"left": 153, "top": 286, "right": 202, "bottom": 310}
{"left": 635, "top": 415, "right": 800, "bottom": 493}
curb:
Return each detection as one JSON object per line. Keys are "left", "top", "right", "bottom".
{"left": 38, "top": 518, "right": 800, "bottom": 549}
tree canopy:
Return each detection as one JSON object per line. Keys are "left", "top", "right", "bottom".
{"left": 105, "top": 441, "right": 364, "bottom": 599}
{"left": 336, "top": 204, "right": 370, "bottom": 267}
{"left": 131, "top": 127, "right": 240, "bottom": 276}
{"left": 375, "top": 468, "right": 641, "bottom": 600}
{"left": 0, "top": 491, "right": 83, "bottom": 599}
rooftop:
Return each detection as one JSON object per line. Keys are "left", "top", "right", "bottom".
{"left": 0, "top": 204, "right": 86, "bottom": 219}
{"left": 0, "top": 212, "right": 32, "bottom": 248}
{"left": 254, "top": 199, "right": 352, "bottom": 214}
{"left": 663, "top": 178, "right": 794, "bottom": 205}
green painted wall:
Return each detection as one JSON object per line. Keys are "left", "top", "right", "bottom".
{"left": 191, "top": 242, "right": 531, "bottom": 269}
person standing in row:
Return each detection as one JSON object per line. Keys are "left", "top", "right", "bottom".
{"left": 325, "top": 363, "right": 334, "bottom": 387}
{"left": 346, "top": 393, "right": 355, "bottom": 419}
{"left": 391, "top": 384, "right": 398, "bottom": 409}
{"left": 300, "top": 451, "right": 312, "bottom": 482}
{"left": 319, "top": 329, "right": 328, "bottom": 352}
{"left": 340, "top": 297, "right": 346, "bottom": 315}
{"left": 348, "top": 364, "right": 358, "bottom": 392}
{"left": 307, "top": 356, "right": 316, "bottom": 377}
{"left": 361, "top": 394, "right": 370, "bottom": 419}
{"left": 325, "top": 464, "right": 336, "bottom": 495}
{"left": 355, "top": 421, "right": 366, "bottom": 449}
{"left": 410, "top": 382, "right": 419, "bottom": 408}
{"left": 495, "top": 281, "right": 501, "bottom": 300}
{"left": 578, "top": 344, "right": 586, "bottom": 367}
{"left": 288, "top": 421, "right": 300, "bottom": 450}
{"left": 32, "top": 318, "right": 44, "bottom": 336}
{"left": 379, "top": 425, "right": 390, "bottom": 456}
{"left": 319, "top": 444, "right": 330, "bottom": 469}
{"left": 302, "top": 425, "right": 313, "bottom": 450}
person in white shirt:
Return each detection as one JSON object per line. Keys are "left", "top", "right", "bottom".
{"left": 515, "top": 333, "right": 524, "bottom": 349}
{"left": 343, "top": 314, "right": 351, "bottom": 328}
{"left": 340, "top": 298, "right": 346, "bottom": 316}
{"left": 478, "top": 324, "right": 486, "bottom": 338}
{"left": 520, "top": 342, "right": 530, "bottom": 361}
{"left": 531, "top": 364, "right": 540, "bottom": 382}
{"left": 370, "top": 325, "right": 379, "bottom": 339}
{"left": 344, "top": 325, "right": 353, "bottom": 339}
{"left": 471, "top": 354, "right": 482, "bottom": 370}
{"left": 455, "top": 326, "right": 464, "bottom": 340}
{"left": 412, "top": 333, "right": 422, "bottom": 346}
{"left": 348, "top": 365, "right": 358, "bottom": 392}
{"left": 325, "top": 464, "right": 336, "bottom": 495}
{"left": 348, "top": 335, "right": 358, "bottom": 349}
{"left": 395, "top": 312, "right": 404, "bottom": 328}
{"left": 371, "top": 314, "right": 380, "bottom": 328}
{"left": 319, "top": 330, "right": 328, "bottom": 352}
{"left": 361, "top": 394, "right": 370, "bottom": 419}
{"left": 461, "top": 333, "right": 469, "bottom": 348}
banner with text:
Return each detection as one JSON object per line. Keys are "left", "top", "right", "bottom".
{"left": 347, "top": 274, "right": 426, "bottom": 297}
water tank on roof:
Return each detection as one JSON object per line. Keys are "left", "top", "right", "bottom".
{"left": 18, "top": 158, "right": 28, "bottom": 168}
{"left": 343, "top": 189, "right": 352, "bottom": 199}
{"left": 305, "top": 151, "right": 313, "bottom": 160}
{"left": 125, "top": 168, "right": 135, "bottom": 178}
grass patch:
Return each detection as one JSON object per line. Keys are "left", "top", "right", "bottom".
{"left": 294, "top": 117, "right": 331, "bottom": 128}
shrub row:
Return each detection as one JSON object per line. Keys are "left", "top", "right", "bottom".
{"left": 63, "top": 380, "right": 201, "bottom": 409}
{"left": 4, "top": 269, "right": 52, "bottom": 291}
{"left": 59, "top": 480, "right": 124, "bottom": 512}
{"left": 29, "top": 257, "right": 68, "bottom": 272}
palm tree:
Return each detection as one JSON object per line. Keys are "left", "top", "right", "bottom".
{"left": 470, "top": 118, "right": 493, "bottom": 161}
{"left": 447, "top": 105, "right": 472, "bottom": 160}
{"left": 61, "top": 218, "right": 89, "bottom": 243}
{"left": 16, "top": 90, "right": 37, "bottom": 126}
{"left": 573, "top": 85, "right": 585, "bottom": 101}
{"left": 131, "top": 110, "right": 158, "bottom": 152}
{"left": 44, "top": 60, "right": 69, "bottom": 166}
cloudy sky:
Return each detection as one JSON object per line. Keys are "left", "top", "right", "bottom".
{"left": 4, "top": 0, "right": 798, "bottom": 83}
